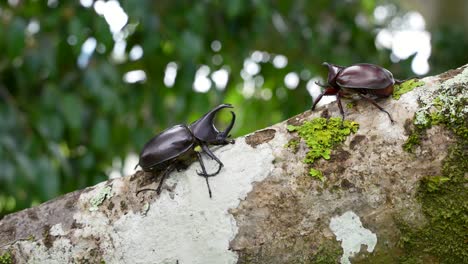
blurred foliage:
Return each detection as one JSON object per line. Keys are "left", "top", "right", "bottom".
{"left": 430, "top": 24, "right": 468, "bottom": 74}
{"left": 0, "top": 0, "right": 466, "bottom": 216}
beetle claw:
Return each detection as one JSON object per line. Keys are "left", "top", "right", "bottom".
{"left": 197, "top": 168, "right": 222, "bottom": 177}
{"left": 136, "top": 188, "right": 159, "bottom": 196}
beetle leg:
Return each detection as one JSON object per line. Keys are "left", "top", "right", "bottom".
{"left": 136, "top": 163, "right": 176, "bottom": 196}
{"left": 336, "top": 92, "right": 346, "bottom": 123}
{"left": 195, "top": 152, "right": 213, "bottom": 198}
{"left": 311, "top": 93, "right": 324, "bottom": 111}
{"left": 196, "top": 150, "right": 221, "bottom": 176}
{"left": 358, "top": 94, "right": 395, "bottom": 123}
{"left": 201, "top": 144, "right": 223, "bottom": 164}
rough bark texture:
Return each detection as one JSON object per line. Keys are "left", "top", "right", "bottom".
{"left": 0, "top": 65, "right": 467, "bottom": 264}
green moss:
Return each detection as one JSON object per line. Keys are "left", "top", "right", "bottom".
{"left": 398, "top": 142, "right": 468, "bottom": 263}
{"left": 287, "top": 117, "right": 359, "bottom": 180}
{"left": 421, "top": 175, "right": 450, "bottom": 192}
{"left": 402, "top": 132, "right": 422, "bottom": 153}
{"left": 0, "top": 252, "right": 12, "bottom": 264}
{"left": 346, "top": 102, "right": 355, "bottom": 109}
{"left": 392, "top": 79, "right": 425, "bottom": 100}
{"left": 352, "top": 248, "right": 402, "bottom": 264}
{"left": 310, "top": 241, "right": 343, "bottom": 264}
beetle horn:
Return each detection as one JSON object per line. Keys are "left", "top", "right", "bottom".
{"left": 219, "top": 111, "right": 236, "bottom": 138}
{"left": 189, "top": 104, "right": 234, "bottom": 142}
{"left": 322, "top": 62, "right": 344, "bottom": 87}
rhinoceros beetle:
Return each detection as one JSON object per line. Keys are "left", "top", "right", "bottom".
{"left": 136, "top": 104, "right": 236, "bottom": 198}
{"left": 311, "top": 62, "right": 415, "bottom": 123}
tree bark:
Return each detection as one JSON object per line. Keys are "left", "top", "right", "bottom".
{"left": 1, "top": 65, "right": 467, "bottom": 264}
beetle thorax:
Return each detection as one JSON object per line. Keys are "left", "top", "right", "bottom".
{"left": 324, "top": 86, "right": 340, "bottom": 95}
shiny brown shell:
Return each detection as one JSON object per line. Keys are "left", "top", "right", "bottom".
{"left": 335, "top": 63, "right": 395, "bottom": 89}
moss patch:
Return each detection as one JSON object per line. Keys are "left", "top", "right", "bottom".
{"left": 0, "top": 252, "right": 12, "bottom": 264}
{"left": 398, "top": 142, "right": 468, "bottom": 263}
{"left": 286, "top": 117, "right": 359, "bottom": 180}
{"left": 346, "top": 102, "right": 355, "bottom": 109}
{"left": 311, "top": 240, "right": 343, "bottom": 264}
{"left": 392, "top": 79, "right": 425, "bottom": 100}
{"left": 402, "top": 126, "right": 425, "bottom": 153}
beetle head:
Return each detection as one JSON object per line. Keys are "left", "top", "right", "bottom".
{"left": 189, "top": 104, "right": 236, "bottom": 144}
{"left": 322, "top": 62, "right": 344, "bottom": 88}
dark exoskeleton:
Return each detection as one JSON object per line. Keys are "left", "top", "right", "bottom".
{"left": 312, "top": 62, "right": 414, "bottom": 123}
{"left": 136, "top": 104, "right": 236, "bottom": 198}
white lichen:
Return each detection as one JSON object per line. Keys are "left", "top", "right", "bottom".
{"left": 329, "top": 211, "right": 377, "bottom": 264}
{"left": 141, "top": 202, "right": 150, "bottom": 216}
{"left": 89, "top": 185, "right": 113, "bottom": 212}
{"left": 49, "top": 223, "right": 66, "bottom": 236}
{"left": 414, "top": 66, "right": 468, "bottom": 127}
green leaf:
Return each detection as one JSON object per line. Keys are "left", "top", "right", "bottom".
{"left": 92, "top": 118, "right": 110, "bottom": 151}
{"left": 61, "top": 95, "right": 84, "bottom": 130}
{"left": 227, "top": 0, "right": 243, "bottom": 17}
{"left": 37, "top": 157, "right": 59, "bottom": 199}
{"left": 36, "top": 113, "right": 64, "bottom": 141}
{"left": 179, "top": 31, "right": 202, "bottom": 59}
{"left": 6, "top": 18, "right": 26, "bottom": 59}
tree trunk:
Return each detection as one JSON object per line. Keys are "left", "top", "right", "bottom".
{"left": 1, "top": 65, "right": 467, "bottom": 264}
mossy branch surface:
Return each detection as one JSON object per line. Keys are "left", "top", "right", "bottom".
{"left": 399, "top": 75, "right": 468, "bottom": 262}
{"left": 287, "top": 117, "right": 359, "bottom": 181}
{"left": 398, "top": 142, "right": 468, "bottom": 263}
